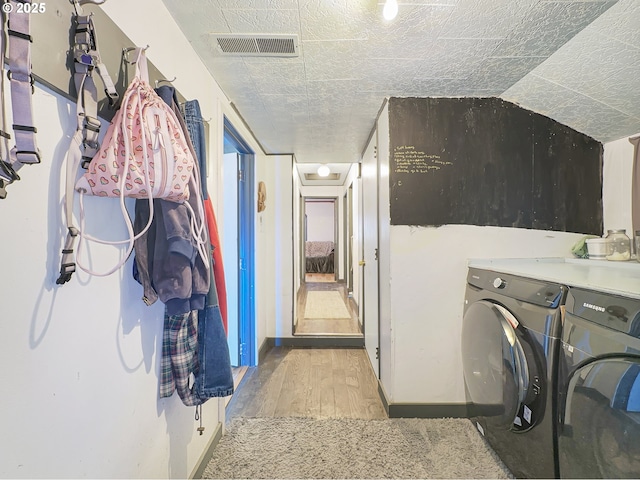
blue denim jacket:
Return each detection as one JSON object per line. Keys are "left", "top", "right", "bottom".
{"left": 195, "top": 259, "right": 234, "bottom": 398}
{"left": 184, "top": 98, "right": 234, "bottom": 399}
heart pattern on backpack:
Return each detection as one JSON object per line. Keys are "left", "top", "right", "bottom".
{"left": 75, "top": 74, "right": 194, "bottom": 203}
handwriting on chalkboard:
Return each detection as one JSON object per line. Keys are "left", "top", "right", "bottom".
{"left": 393, "top": 145, "right": 453, "bottom": 174}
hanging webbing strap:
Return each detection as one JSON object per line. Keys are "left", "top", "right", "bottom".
{"left": 57, "top": 1, "right": 118, "bottom": 285}
{"left": 0, "top": 0, "right": 39, "bottom": 199}
{"left": 0, "top": 5, "right": 13, "bottom": 198}
{"left": 72, "top": 10, "right": 118, "bottom": 168}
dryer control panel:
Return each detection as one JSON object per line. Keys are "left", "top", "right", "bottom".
{"left": 468, "top": 268, "right": 566, "bottom": 308}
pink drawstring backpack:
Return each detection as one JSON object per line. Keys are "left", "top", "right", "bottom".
{"left": 66, "top": 47, "right": 206, "bottom": 278}
{"left": 76, "top": 48, "right": 194, "bottom": 201}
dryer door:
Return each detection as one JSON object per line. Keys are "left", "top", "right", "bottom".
{"left": 558, "top": 357, "right": 640, "bottom": 479}
{"left": 462, "top": 300, "right": 533, "bottom": 430}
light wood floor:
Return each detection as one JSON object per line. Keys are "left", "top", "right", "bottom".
{"left": 295, "top": 281, "right": 362, "bottom": 336}
{"left": 227, "top": 347, "right": 387, "bottom": 420}
{"left": 305, "top": 273, "right": 335, "bottom": 283}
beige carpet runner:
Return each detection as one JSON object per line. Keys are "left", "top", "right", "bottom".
{"left": 202, "top": 417, "right": 513, "bottom": 479}
{"left": 304, "top": 291, "right": 351, "bottom": 319}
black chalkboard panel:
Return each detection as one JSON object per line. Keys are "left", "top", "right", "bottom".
{"left": 388, "top": 97, "right": 603, "bottom": 235}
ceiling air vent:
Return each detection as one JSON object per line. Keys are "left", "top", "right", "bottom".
{"left": 213, "top": 34, "right": 299, "bottom": 57}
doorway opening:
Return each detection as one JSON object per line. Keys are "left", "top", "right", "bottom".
{"left": 222, "top": 118, "right": 256, "bottom": 366}
{"left": 294, "top": 196, "right": 362, "bottom": 336}
{"left": 304, "top": 198, "right": 337, "bottom": 283}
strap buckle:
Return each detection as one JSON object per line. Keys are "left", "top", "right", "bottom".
{"left": 56, "top": 262, "right": 77, "bottom": 285}
{"left": 56, "top": 227, "right": 80, "bottom": 285}
{"left": 0, "top": 160, "right": 20, "bottom": 183}
{"left": 83, "top": 116, "right": 100, "bottom": 133}
{"left": 15, "top": 150, "right": 41, "bottom": 165}
{"left": 81, "top": 156, "right": 93, "bottom": 169}
{"left": 74, "top": 49, "right": 96, "bottom": 67}
{"left": 104, "top": 88, "right": 119, "bottom": 107}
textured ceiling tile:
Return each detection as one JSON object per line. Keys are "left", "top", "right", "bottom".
{"left": 298, "top": 0, "right": 377, "bottom": 41}
{"left": 306, "top": 79, "right": 360, "bottom": 96}
{"left": 161, "top": 0, "right": 228, "bottom": 34}
{"left": 466, "top": 56, "right": 547, "bottom": 92}
{"left": 357, "top": 74, "right": 426, "bottom": 94}
{"left": 588, "top": 0, "right": 640, "bottom": 48}
{"left": 220, "top": 7, "right": 299, "bottom": 33}
{"left": 303, "top": 40, "right": 373, "bottom": 81}
{"left": 494, "top": 1, "right": 617, "bottom": 57}
{"left": 193, "top": 52, "right": 253, "bottom": 94}
{"left": 439, "top": 0, "right": 539, "bottom": 39}
{"left": 302, "top": 39, "right": 370, "bottom": 64}
{"left": 376, "top": 4, "right": 456, "bottom": 40}
{"left": 259, "top": 94, "right": 309, "bottom": 115}
{"left": 243, "top": 61, "right": 307, "bottom": 95}
{"left": 216, "top": 0, "right": 298, "bottom": 8}
{"left": 360, "top": 34, "right": 438, "bottom": 60}
{"left": 361, "top": 58, "right": 425, "bottom": 81}
{"left": 399, "top": 0, "right": 459, "bottom": 5}
{"left": 532, "top": 32, "right": 640, "bottom": 117}
{"left": 415, "top": 38, "right": 503, "bottom": 79}
{"left": 502, "top": 73, "right": 640, "bottom": 142}
{"left": 502, "top": 74, "right": 582, "bottom": 113}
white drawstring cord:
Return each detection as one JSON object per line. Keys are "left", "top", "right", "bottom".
{"left": 75, "top": 77, "right": 156, "bottom": 277}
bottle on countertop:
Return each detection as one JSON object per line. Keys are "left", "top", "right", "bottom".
{"left": 605, "top": 229, "right": 631, "bottom": 261}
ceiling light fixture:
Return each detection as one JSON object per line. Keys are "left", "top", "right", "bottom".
{"left": 317, "top": 165, "right": 331, "bottom": 177}
{"left": 383, "top": 0, "right": 398, "bottom": 21}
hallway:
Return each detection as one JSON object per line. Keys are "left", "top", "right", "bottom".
{"left": 226, "top": 347, "right": 386, "bottom": 420}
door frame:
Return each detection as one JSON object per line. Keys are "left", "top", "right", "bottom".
{"left": 302, "top": 196, "right": 339, "bottom": 282}
{"left": 223, "top": 117, "right": 256, "bottom": 366}
{"left": 361, "top": 131, "right": 380, "bottom": 377}
{"left": 344, "top": 185, "right": 354, "bottom": 294}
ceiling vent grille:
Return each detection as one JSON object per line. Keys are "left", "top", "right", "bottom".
{"left": 214, "top": 34, "right": 299, "bottom": 57}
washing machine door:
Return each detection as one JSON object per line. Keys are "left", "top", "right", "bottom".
{"left": 462, "top": 300, "right": 534, "bottom": 430}
{"left": 558, "top": 357, "right": 640, "bottom": 479}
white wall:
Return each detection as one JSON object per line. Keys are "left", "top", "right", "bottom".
{"left": 305, "top": 201, "right": 335, "bottom": 242}
{"left": 603, "top": 134, "right": 637, "bottom": 239}
{"left": 257, "top": 155, "right": 294, "bottom": 342}
{"left": 0, "top": 1, "right": 276, "bottom": 477}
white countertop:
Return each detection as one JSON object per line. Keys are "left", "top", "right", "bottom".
{"left": 467, "top": 257, "right": 640, "bottom": 299}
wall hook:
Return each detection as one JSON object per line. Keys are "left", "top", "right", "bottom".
{"left": 122, "top": 45, "right": 150, "bottom": 65}
{"left": 155, "top": 76, "right": 177, "bottom": 88}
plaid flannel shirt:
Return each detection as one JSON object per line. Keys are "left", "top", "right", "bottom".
{"left": 159, "top": 310, "right": 203, "bottom": 406}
